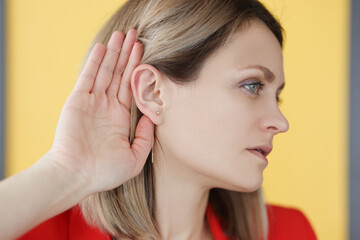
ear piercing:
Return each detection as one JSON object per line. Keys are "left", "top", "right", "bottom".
{"left": 152, "top": 111, "right": 159, "bottom": 163}
{"left": 152, "top": 112, "right": 159, "bottom": 163}
{"left": 151, "top": 148, "right": 154, "bottom": 163}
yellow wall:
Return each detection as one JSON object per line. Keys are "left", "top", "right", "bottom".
{"left": 5, "top": 0, "right": 349, "bottom": 239}
{"left": 261, "top": 1, "right": 349, "bottom": 240}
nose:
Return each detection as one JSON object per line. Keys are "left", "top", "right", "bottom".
{"left": 259, "top": 104, "right": 289, "bottom": 135}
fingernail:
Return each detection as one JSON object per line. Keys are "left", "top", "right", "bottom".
{"left": 133, "top": 40, "right": 142, "bottom": 46}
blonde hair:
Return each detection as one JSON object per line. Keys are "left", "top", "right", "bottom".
{"left": 79, "top": 0, "right": 284, "bottom": 239}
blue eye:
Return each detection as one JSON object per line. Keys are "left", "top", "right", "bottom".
{"left": 242, "top": 81, "right": 265, "bottom": 95}
{"left": 241, "top": 81, "right": 283, "bottom": 104}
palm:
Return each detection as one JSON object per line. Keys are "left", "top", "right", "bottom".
{"left": 50, "top": 30, "right": 154, "bottom": 193}
{"left": 54, "top": 93, "right": 132, "bottom": 184}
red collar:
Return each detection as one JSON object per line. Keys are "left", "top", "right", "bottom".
{"left": 206, "top": 204, "right": 229, "bottom": 240}
{"left": 68, "top": 204, "right": 229, "bottom": 240}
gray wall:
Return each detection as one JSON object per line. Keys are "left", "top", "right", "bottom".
{"left": 350, "top": 0, "right": 360, "bottom": 239}
{"left": 0, "top": 0, "right": 5, "bottom": 180}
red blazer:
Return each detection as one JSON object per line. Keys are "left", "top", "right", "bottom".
{"left": 17, "top": 204, "right": 317, "bottom": 240}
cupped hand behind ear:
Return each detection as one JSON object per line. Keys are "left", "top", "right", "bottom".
{"left": 48, "top": 29, "right": 154, "bottom": 194}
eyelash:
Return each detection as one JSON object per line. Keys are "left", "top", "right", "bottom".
{"left": 241, "top": 80, "right": 282, "bottom": 104}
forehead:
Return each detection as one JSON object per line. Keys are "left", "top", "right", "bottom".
{"left": 201, "top": 19, "right": 284, "bottom": 81}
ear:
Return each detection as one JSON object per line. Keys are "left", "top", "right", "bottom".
{"left": 131, "top": 64, "right": 165, "bottom": 125}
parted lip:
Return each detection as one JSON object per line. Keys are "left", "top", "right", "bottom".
{"left": 246, "top": 145, "right": 272, "bottom": 157}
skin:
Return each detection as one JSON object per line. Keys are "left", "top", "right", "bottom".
{"left": 132, "top": 19, "right": 289, "bottom": 239}
{"left": 0, "top": 18, "right": 289, "bottom": 240}
{"left": 0, "top": 29, "right": 154, "bottom": 239}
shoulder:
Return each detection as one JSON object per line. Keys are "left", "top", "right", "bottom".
{"left": 17, "top": 205, "right": 110, "bottom": 240}
{"left": 266, "top": 204, "right": 317, "bottom": 240}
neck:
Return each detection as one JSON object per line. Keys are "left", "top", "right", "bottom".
{"left": 153, "top": 150, "right": 214, "bottom": 240}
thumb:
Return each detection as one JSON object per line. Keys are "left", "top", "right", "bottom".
{"left": 130, "top": 114, "right": 155, "bottom": 172}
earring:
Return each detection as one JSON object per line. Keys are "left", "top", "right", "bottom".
{"left": 151, "top": 147, "right": 154, "bottom": 163}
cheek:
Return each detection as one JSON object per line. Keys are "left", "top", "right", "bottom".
{"left": 157, "top": 88, "right": 252, "bottom": 173}
{"left": 155, "top": 87, "right": 265, "bottom": 192}
{"left": 203, "top": 90, "right": 254, "bottom": 156}
{"left": 156, "top": 91, "right": 228, "bottom": 172}
{"left": 157, "top": 96, "right": 217, "bottom": 165}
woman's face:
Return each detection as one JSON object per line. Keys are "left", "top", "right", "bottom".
{"left": 155, "top": 19, "right": 289, "bottom": 192}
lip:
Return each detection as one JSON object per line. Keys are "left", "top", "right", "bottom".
{"left": 247, "top": 145, "right": 272, "bottom": 157}
{"left": 247, "top": 149, "right": 268, "bottom": 164}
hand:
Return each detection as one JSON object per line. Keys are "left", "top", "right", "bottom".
{"left": 47, "top": 29, "right": 154, "bottom": 194}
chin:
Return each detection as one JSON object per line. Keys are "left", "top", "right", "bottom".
{"left": 218, "top": 175, "right": 264, "bottom": 193}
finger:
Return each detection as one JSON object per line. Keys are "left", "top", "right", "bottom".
{"left": 117, "top": 41, "right": 143, "bottom": 111}
{"left": 106, "top": 29, "right": 137, "bottom": 97}
{"left": 131, "top": 114, "right": 154, "bottom": 175}
{"left": 74, "top": 43, "right": 106, "bottom": 93}
{"left": 90, "top": 31, "right": 124, "bottom": 94}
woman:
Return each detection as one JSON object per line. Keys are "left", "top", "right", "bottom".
{"left": 1, "top": 0, "right": 317, "bottom": 239}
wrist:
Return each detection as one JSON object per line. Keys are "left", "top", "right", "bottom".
{"left": 0, "top": 150, "right": 93, "bottom": 239}
{"left": 35, "top": 150, "right": 91, "bottom": 212}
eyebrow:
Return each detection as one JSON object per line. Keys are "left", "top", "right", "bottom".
{"left": 239, "top": 64, "right": 285, "bottom": 91}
